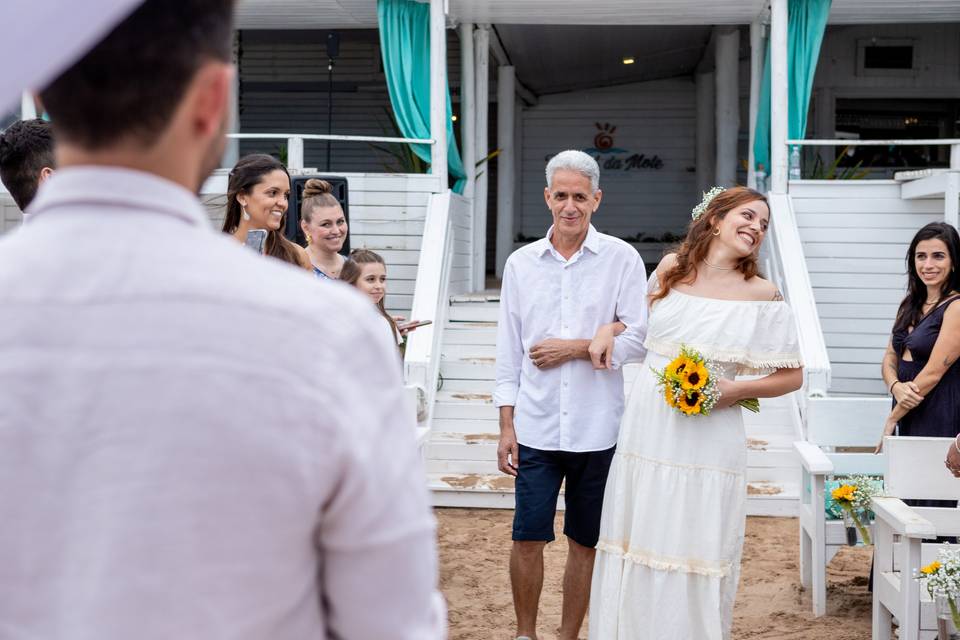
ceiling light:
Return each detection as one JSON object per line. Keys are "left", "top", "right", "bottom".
{"left": 622, "top": 57, "right": 635, "bottom": 65}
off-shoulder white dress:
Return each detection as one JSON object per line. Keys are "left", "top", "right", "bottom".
{"left": 589, "top": 289, "right": 802, "bottom": 640}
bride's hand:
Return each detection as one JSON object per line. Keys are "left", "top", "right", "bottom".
{"left": 713, "top": 378, "right": 741, "bottom": 410}
{"left": 588, "top": 325, "right": 616, "bottom": 369}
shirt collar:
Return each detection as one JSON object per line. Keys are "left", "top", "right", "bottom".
{"left": 27, "top": 166, "right": 212, "bottom": 229}
{"left": 538, "top": 224, "right": 601, "bottom": 257}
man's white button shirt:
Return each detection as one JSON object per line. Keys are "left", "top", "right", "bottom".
{"left": 0, "top": 167, "right": 444, "bottom": 640}
{"left": 494, "top": 225, "right": 648, "bottom": 452}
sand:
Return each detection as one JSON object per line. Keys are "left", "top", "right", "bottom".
{"left": 437, "top": 509, "right": 872, "bottom": 640}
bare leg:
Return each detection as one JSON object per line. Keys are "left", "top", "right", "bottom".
{"left": 558, "top": 537, "right": 596, "bottom": 640}
{"left": 511, "top": 540, "right": 546, "bottom": 639}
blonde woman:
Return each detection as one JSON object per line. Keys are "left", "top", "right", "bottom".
{"left": 300, "top": 178, "right": 348, "bottom": 280}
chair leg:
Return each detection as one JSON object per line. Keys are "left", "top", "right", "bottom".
{"left": 812, "top": 540, "right": 826, "bottom": 618}
{"left": 800, "top": 523, "right": 812, "bottom": 590}
{"left": 872, "top": 594, "right": 893, "bottom": 640}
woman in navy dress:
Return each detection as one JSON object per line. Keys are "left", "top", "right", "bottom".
{"left": 879, "top": 222, "right": 960, "bottom": 450}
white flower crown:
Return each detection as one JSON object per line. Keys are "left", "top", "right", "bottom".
{"left": 691, "top": 186, "right": 726, "bottom": 221}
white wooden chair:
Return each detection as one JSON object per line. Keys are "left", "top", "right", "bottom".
{"left": 872, "top": 436, "right": 960, "bottom": 640}
{"left": 794, "top": 396, "right": 890, "bottom": 616}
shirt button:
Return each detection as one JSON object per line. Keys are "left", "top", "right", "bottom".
{"left": 562, "top": 410, "right": 568, "bottom": 415}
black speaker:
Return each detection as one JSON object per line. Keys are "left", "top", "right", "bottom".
{"left": 285, "top": 175, "right": 350, "bottom": 255}
{"left": 326, "top": 32, "right": 340, "bottom": 59}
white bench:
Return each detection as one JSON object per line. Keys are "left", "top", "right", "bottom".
{"left": 794, "top": 396, "right": 890, "bottom": 617}
{"left": 872, "top": 436, "right": 960, "bottom": 640}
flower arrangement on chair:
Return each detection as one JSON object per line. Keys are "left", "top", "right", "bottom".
{"left": 830, "top": 475, "right": 879, "bottom": 545}
{"left": 918, "top": 546, "right": 960, "bottom": 635}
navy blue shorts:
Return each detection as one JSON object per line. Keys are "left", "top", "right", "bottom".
{"left": 512, "top": 443, "right": 616, "bottom": 548}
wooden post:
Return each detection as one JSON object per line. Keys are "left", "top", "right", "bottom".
{"left": 20, "top": 92, "right": 37, "bottom": 120}
{"left": 429, "top": 0, "right": 448, "bottom": 192}
{"left": 287, "top": 136, "right": 304, "bottom": 171}
{"left": 947, "top": 143, "right": 960, "bottom": 227}
{"left": 715, "top": 27, "right": 740, "bottom": 188}
{"left": 459, "top": 23, "right": 475, "bottom": 200}
{"left": 459, "top": 23, "right": 478, "bottom": 289}
{"left": 223, "top": 31, "right": 240, "bottom": 168}
{"left": 495, "top": 65, "right": 516, "bottom": 279}
{"left": 770, "top": 0, "right": 789, "bottom": 194}
{"left": 748, "top": 19, "right": 764, "bottom": 190}
{"left": 474, "top": 25, "right": 490, "bottom": 290}
{"left": 695, "top": 72, "right": 715, "bottom": 195}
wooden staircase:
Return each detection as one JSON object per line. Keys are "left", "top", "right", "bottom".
{"left": 426, "top": 292, "right": 802, "bottom": 516}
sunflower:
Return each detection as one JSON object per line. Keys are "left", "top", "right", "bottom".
{"left": 681, "top": 362, "right": 709, "bottom": 391}
{"left": 678, "top": 390, "right": 704, "bottom": 415}
{"left": 921, "top": 560, "right": 942, "bottom": 575}
{"left": 666, "top": 356, "right": 697, "bottom": 383}
{"left": 831, "top": 485, "right": 855, "bottom": 503}
{"left": 664, "top": 384, "right": 679, "bottom": 407}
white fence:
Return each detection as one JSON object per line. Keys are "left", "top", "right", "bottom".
{"left": 790, "top": 181, "right": 945, "bottom": 395}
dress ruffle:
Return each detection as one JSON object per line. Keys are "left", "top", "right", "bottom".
{"left": 642, "top": 291, "right": 803, "bottom": 375}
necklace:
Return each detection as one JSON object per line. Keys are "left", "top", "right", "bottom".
{"left": 923, "top": 298, "right": 940, "bottom": 308}
{"left": 702, "top": 259, "right": 737, "bottom": 271}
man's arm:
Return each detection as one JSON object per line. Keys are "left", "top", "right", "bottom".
{"left": 495, "top": 260, "right": 524, "bottom": 476}
{"left": 608, "top": 250, "right": 649, "bottom": 368}
{"left": 318, "top": 313, "right": 445, "bottom": 639}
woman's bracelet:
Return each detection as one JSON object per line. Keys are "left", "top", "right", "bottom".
{"left": 889, "top": 380, "right": 900, "bottom": 394}
{"left": 954, "top": 433, "right": 960, "bottom": 455}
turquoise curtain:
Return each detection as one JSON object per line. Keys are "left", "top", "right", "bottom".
{"left": 377, "top": 0, "right": 466, "bottom": 193}
{"left": 753, "top": 0, "right": 832, "bottom": 174}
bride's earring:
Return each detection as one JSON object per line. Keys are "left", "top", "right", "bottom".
{"left": 242, "top": 207, "right": 250, "bottom": 221}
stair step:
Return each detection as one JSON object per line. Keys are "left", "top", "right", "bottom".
{"left": 439, "top": 360, "right": 496, "bottom": 381}
{"left": 448, "top": 305, "right": 500, "bottom": 323}
{"left": 450, "top": 293, "right": 501, "bottom": 303}
{"left": 434, "top": 400, "right": 498, "bottom": 421}
{"left": 441, "top": 344, "right": 497, "bottom": 359}
{"left": 442, "top": 325, "right": 498, "bottom": 346}
{"left": 428, "top": 471, "right": 798, "bottom": 516}
{"left": 439, "top": 378, "right": 496, "bottom": 393}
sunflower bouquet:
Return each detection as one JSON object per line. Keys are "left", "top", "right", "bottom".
{"left": 651, "top": 345, "right": 759, "bottom": 416}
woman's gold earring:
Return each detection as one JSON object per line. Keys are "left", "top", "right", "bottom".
{"left": 305, "top": 234, "right": 311, "bottom": 245}
{"left": 712, "top": 228, "right": 721, "bottom": 236}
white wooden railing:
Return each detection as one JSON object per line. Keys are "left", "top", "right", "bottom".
{"left": 225, "top": 132, "right": 435, "bottom": 174}
{"left": 786, "top": 138, "right": 960, "bottom": 227}
{"left": 764, "top": 192, "right": 832, "bottom": 405}
{"left": 403, "top": 191, "right": 456, "bottom": 444}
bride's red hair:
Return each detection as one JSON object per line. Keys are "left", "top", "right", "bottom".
{"left": 650, "top": 186, "right": 768, "bottom": 305}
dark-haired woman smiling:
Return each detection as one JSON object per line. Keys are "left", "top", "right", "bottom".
{"left": 222, "top": 154, "right": 311, "bottom": 271}
{"left": 878, "top": 222, "right": 960, "bottom": 451}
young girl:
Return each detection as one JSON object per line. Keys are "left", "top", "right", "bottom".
{"left": 339, "top": 249, "right": 403, "bottom": 348}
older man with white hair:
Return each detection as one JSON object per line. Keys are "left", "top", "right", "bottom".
{"left": 495, "top": 149, "right": 649, "bottom": 640}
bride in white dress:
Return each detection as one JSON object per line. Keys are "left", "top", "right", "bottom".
{"left": 587, "top": 186, "right": 804, "bottom": 639}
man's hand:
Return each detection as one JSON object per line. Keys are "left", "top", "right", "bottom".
{"left": 530, "top": 339, "right": 576, "bottom": 370}
{"left": 498, "top": 408, "right": 519, "bottom": 477}
{"left": 946, "top": 438, "right": 960, "bottom": 478}
{"left": 892, "top": 380, "right": 924, "bottom": 409}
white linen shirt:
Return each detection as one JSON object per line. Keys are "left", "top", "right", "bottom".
{"left": 0, "top": 167, "right": 444, "bottom": 640}
{"left": 495, "top": 225, "right": 648, "bottom": 452}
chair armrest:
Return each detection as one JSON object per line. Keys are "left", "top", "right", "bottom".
{"left": 794, "top": 441, "right": 834, "bottom": 475}
{"left": 871, "top": 496, "right": 937, "bottom": 538}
